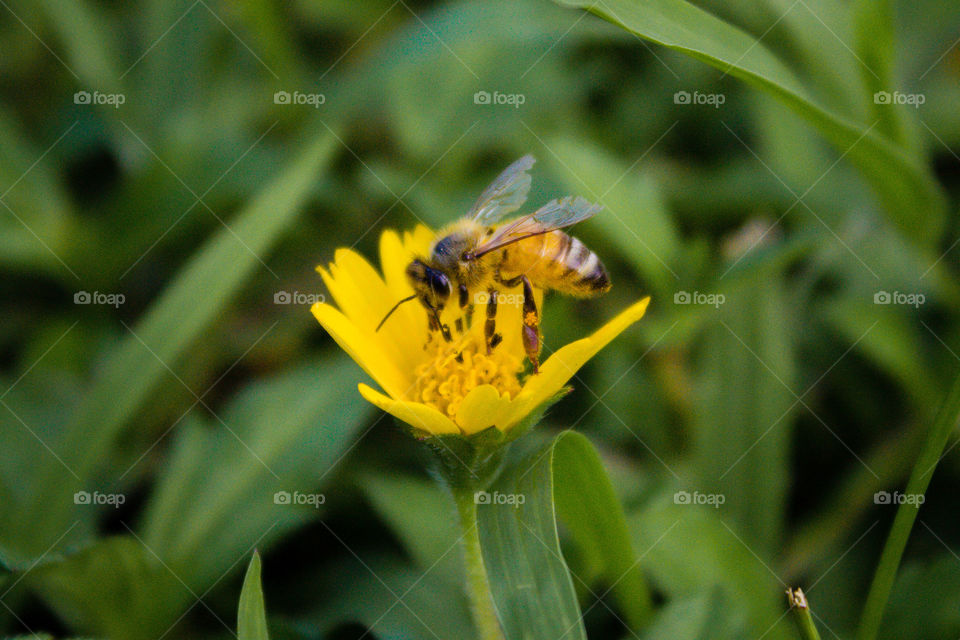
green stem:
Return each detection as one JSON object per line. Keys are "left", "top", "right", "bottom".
{"left": 453, "top": 484, "right": 505, "bottom": 640}
{"left": 856, "top": 367, "right": 960, "bottom": 640}
{"left": 786, "top": 588, "right": 823, "bottom": 640}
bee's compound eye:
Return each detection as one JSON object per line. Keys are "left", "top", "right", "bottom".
{"left": 428, "top": 270, "right": 451, "bottom": 300}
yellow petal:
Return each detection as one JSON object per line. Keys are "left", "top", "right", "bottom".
{"left": 378, "top": 229, "right": 427, "bottom": 346}
{"left": 404, "top": 225, "right": 435, "bottom": 255}
{"left": 506, "top": 297, "right": 651, "bottom": 428}
{"left": 456, "top": 384, "right": 515, "bottom": 435}
{"left": 312, "top": 302, "right": 408, "bottom": 399}
{"left": 318, "top": 248, "right": 419, "bottom": 373}
{"left": 359, "top": 383, "right": 460, "bottom": 435}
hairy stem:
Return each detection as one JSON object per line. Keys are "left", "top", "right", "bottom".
{"left": 452, "top": 484, "right": 505, "bottom": 640}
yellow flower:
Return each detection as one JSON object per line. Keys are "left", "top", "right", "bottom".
{"left": 311, "top": 226, "right": 650, "bottom": 438}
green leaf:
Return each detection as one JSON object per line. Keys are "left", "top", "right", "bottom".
{"left": 555, "top": 0, "right": 945, "bottom": 244}
{"left": 359, "top": 472, "right": 462, "bottom": 586}
{"left": 24, "top": 133, "right": 336, "bottom": 558}
{"left": 852, "top": 0, "right": 915, "bottom": 150}
{"left": 0, "top": 107, "right": 78, "bottom": 278}
{"left": 880, "top": 555, "right": 960, "bottom": 640}
{"left": 238, "top": 552, "right": 270, "bottom": 640}
{"left": 639, "top": 590, "right": 743, "bottom": 640}
{"left": 691, "top": 269, "right": 795, "bottom": 555}
{"left": 306, "top": 554, "right": 473, "bottom": 640}
{"left": 824, "top": 296, "right": 940, "bottom": 410}
{"left": 630, "top": 494, "right": 790, "bottom": 640}
{"left": 478, "top": 431, "right": 653, "bottom": 640}
{"left": 34, "top": 0, "right": 120, "bottom": 89}
{"left": 28, "top": 536, "right": 184, "bottom": 640}
{"left": 141, "top": 356, "right": 373, "bottom": 590}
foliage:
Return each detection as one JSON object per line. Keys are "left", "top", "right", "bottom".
{"left": 1, "top": 0, "right": 959, "bottom": 638}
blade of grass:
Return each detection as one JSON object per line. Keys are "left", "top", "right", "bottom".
{"left": 238, "top": 552, "right": 269, "bottom": 640}
{"left": 786, "top": 588, "right": 823, "bottom": 640}
{"left": 556, "top": 0, "right": 945, "bottom": 245}
{"left": 856, "top": 366, "right": 960, "bottom": 640}
{"left": 27, "top": 132, "right": 336, "bottom": 555}
{"left": 852, "top": 0, "right": 915, "bottom": 151}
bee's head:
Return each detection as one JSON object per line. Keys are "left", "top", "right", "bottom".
{"left": 375, "top": 259, "right": 453, "bottom": 336}
{"left": 406, "top": 259, "right": 451, "bottom": 311}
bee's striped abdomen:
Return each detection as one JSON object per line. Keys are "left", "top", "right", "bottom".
{"left": 502, "top": 230, "right": 610, "bottom": 298}
{"left": 556, "top": 232, "right": 610, "bottom": 296}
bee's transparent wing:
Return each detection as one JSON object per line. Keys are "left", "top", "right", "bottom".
{"left": 468, "top": 155, "right": 536, "bottom": 224}
{"left": 467, "top": 196, "right": 602, "bottom": 259}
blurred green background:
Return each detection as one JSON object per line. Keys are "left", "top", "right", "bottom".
{"left": 1, "top": 0, "right": 959, "bottom": 638}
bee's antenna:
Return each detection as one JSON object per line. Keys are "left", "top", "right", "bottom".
{"left": 376, "top": 295, "right": 417, "bottom": 332}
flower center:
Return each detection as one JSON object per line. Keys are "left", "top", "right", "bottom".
{"left": 412, "top": 334, "right": 524, "bottom": 422}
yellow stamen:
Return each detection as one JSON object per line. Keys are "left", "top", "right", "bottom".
{"left": 413, "top": 335, "right": 524, "bottom": 421}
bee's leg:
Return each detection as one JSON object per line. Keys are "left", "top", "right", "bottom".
{"left": 497, "top": 273, "right": 541, "bottom": 372}
{"left": 484, "top": 288, "right": 500, "bottom": 354}
{"left": 427, "top": 310, "right": 452, "bottom": 342}
{"left": 456, "top": 284, "right": 470, "bottom": 335}
{"left": 519, "top": 275, "right": 540, "bottom": 373}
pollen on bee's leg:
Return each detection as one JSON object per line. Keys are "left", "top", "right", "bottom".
{"left": 520, "top": 275, "right": 541, "bottom": 373}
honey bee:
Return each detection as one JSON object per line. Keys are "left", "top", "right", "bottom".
{"left": 376, "top": 155, "right": 610, "bottom": 373}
